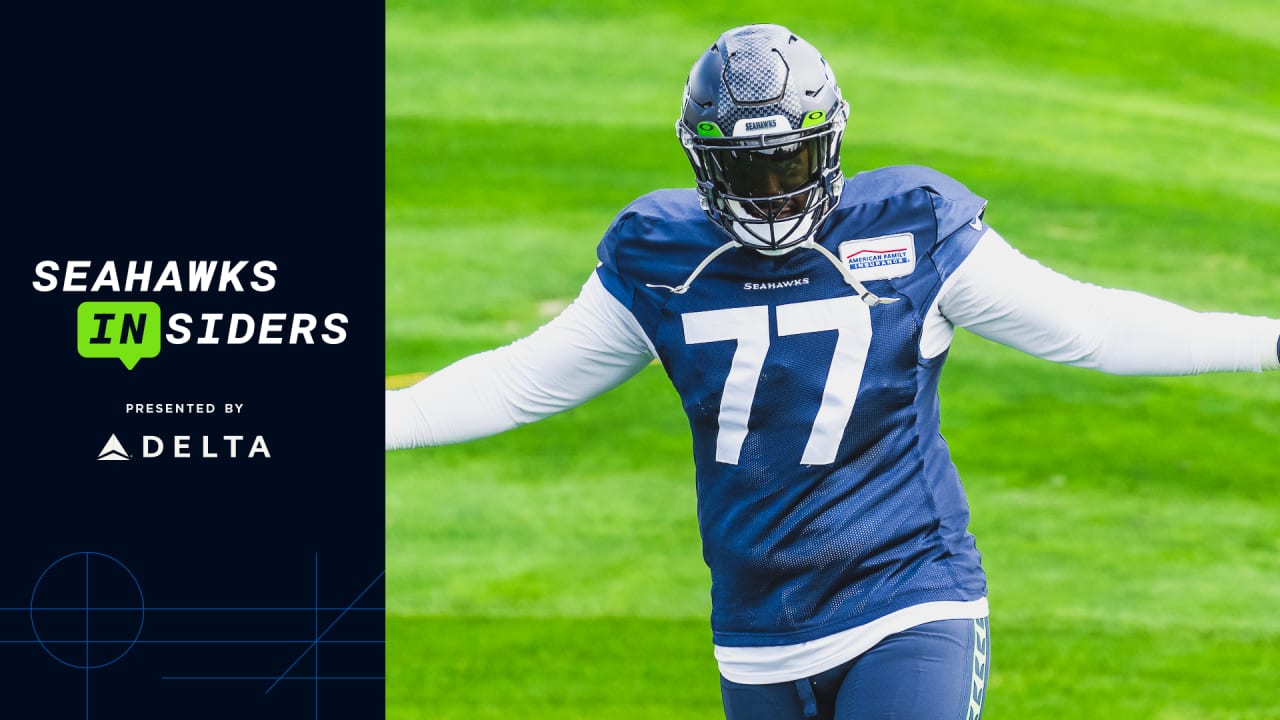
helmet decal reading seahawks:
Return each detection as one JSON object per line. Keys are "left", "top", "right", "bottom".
{"left": 677, "top": 24, "right": 849, "bottom": 251}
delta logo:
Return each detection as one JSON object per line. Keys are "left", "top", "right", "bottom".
{"left": 97, "top": 433, "right": 270, "bottom": 461}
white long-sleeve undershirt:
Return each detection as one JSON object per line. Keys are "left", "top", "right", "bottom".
{"left": 384, "top": 271, "right": 654, "bottom": 450}
{"left": 386, "top": 228, "right": 1280, "bottom": 451}
{"left": 929, "top": 230, "right": 1280, "bottom": 374}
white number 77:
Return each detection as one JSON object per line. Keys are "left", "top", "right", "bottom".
{"left": 682, "top": 297, "right": 873, "bottom": 466}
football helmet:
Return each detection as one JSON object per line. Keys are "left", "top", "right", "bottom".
{"left": 677, "top": 24, "right": 849, "bottom": 251}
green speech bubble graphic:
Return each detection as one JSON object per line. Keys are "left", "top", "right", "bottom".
{"left": 77, "top": 301, "right": 162, "bottom": 370}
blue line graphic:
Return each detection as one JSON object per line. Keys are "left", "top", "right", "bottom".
{"left": 2, "top": 602, "right": 381, "bottom": 607}
{"left": 2, "top": 639, "right": 383, "bottom": 645}
{"left": 29, "top": 552, "right": 145, "bottom": 670}
{"left": 5, "top": 552, "right": 384, "bottom": 718}
{"left": 264, "top": 569, "right": 385, "bottom": 694}
{"left": 315, "top": 553, "right": 319, "bottom": 720}
{"left": 159, "top": 671, "right": 381, "bottom": 676}
{"left": 84, "top": 553, "right": 88, "bottom": 720}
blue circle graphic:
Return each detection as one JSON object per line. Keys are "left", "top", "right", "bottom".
{"left": 29, "top": 552, "right": 145, "bottom": 669}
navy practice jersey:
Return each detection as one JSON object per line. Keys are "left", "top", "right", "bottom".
{"left": 594, "top": 165, "right": 990, "bottom": 647}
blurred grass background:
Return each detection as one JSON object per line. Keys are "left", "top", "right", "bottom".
{"left": 385, "top": 2, "right": 1280, "bottom": 717}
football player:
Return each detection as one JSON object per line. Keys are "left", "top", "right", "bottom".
{"left": 386, "top": 24, "right": 1280, "bottom": 720}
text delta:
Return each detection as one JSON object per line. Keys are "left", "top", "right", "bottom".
{"left": 142, "top": 434, "right": 270, "bottom": 459}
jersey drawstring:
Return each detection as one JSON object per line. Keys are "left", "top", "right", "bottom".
{"left": 644, "top": 239, "right": 739, "bottom": 294}
{"left": 801, "top": 239, "right": 899, "bottom": 306}
{"left": 645, "top": 239, "right": 899, "bottom": 306}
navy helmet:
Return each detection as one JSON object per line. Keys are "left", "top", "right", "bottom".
{"left": 677, "top": 24, "right": 849, "bottom": 251}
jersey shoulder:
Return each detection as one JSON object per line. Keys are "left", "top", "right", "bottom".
{"left": 613, "top": 188, "right": 707, "bottom": 226}
{"left": 845, "top": 164, "right": 977, "bottom": 203}
{"left": 596, "top": 188, "right": 726, "bottom": 288}
{"left": 601, "top": 188, "right": 714, "bottom": 249}
{"left": 839, "top": 164, "right": 987, "bottom": 240}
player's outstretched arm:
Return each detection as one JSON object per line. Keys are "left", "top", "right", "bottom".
{"left": 385, "top": 273, "right": 656, "bottom": 450}
{"left": 936, "top": 229, "right": 1280, "bottom": 375}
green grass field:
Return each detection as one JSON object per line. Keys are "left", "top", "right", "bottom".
{"left": 386, "top": 2, "right": 1280, "bottom": 717}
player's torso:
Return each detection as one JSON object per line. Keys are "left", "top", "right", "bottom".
{"left": 598, "top": 172, "right": 987, "bottom": 644}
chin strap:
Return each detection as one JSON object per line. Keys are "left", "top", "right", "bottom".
{"left": 645, "top": 237, "right": 899, "bottom": 307}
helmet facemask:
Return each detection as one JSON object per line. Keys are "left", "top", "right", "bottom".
{"left": 679, "top": 107, "right": 847, "bottom": 252}
{"left": 676, "top": 24, "right": 850, "bottom": 253}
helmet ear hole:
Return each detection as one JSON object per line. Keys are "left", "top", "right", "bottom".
{"left": 677, "top": 24, "right": 847, "bottom": 251}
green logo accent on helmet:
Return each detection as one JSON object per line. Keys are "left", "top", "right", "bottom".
{"left": 696, "top": 121, "right": 725, "bottom": 137}
{"left": 801, "top": 110, "right": 827, "bottom": 128}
